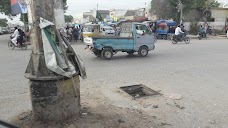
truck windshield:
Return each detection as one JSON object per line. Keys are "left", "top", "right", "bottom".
{"left": 138, "top": 25, "right": 151, "bottom": 34}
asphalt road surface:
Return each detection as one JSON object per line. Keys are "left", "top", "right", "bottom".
{"left": 0, "top": 34, "right": 228, "bottom": 128}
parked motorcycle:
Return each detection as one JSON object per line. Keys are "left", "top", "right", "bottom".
{"left": 8, "top": 36, "right": 27, "bottom": 50}
{"left": 172, "top": 33, "right": 190, "bottom": 44}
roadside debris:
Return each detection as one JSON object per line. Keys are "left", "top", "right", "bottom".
{"left": 118, "top": 119, "right": 125, "bottom": 123}
{"left": 160, "top": 122, "right": 172, "bottom": 126}
{"left": 166, "top": 101, "right": 185, "bottom": 109}
{"left": 163, "top": 93, "right": 183, "bottom": 100}
{"left": 153, "top": 105, "right": 159, "bottom": 108}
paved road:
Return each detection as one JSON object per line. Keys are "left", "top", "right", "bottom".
{"left": 0, "top": 34, "right": 228, "bottom": 128}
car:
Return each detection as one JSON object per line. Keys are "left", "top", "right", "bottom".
{"left": 3, "top": 29, "right": 9, "bottom": 34}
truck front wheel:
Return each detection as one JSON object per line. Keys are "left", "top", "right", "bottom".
{"left": 101, "top": 48, "right": 113, "bottom": 60}
{"left": 138, "top": 46, "right": 148, "bottom": 57}
{"left": 94, "top": 51, "right": 101, "bottom": 57}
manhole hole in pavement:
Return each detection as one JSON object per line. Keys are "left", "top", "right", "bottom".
{"left": 120, "top": 84, "right": 160, "bottom": 98}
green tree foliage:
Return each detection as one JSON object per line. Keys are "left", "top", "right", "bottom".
{"left": 63, "top": 0, "right": 68, "bottom": 11}
{"left": 150, "top": 0, "right": 220, "bottom": 21}
{"left": 209, "top": 1, "right": 220, "bottom": 8}
{"left": 0, "top": 18, "right": 8, "bottom": 27}
{"left": 65, "top": 15, "right": 73, "bottom": 22}
{"left": 0, "top": 0, "right": 11, "bottom": 15}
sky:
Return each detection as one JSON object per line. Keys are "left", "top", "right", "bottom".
{"left": 66, "top": 0, "right": 151, "bottom": 17}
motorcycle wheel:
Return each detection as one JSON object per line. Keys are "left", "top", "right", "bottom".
{"left": 171, "top": 38, "right": 178, "bottom": 44}
{"left": 184, "top": 37, "right": 190, "bottom": 44}
{"left": 198, "top": 35, "right": 202, "bottom": 40}
{"left": 8, "top": 41, "right": 15, "bottom": 50}
{"left": 21, "top": 43, "right": 27, "bottom": 50}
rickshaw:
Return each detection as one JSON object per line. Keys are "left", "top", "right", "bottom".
{"left": 155, "top": 20, "right": 177, "bottom": 40}
{"left": 82, "top": 24, "right": 100, "bottom": 42}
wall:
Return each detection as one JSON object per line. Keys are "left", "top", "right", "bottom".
{"left": 211, "top": 8, "right": 228, "bottom": 22}
{"left": 183, "top": 22, "right": 226, "bottom": 31}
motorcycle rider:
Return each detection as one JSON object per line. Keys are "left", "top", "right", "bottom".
{"left": 17, "top": 28, "right": 26, "bottom": 46}
{"left": 11, "top": 27, "right": 25, "bottom": 46}
{"left": 199, "top": 25, "right": 206, "bottom": 38}
{"left": 175, "top": 25, "right": 185, "bottom": 41}
{"left": 11, "top": 27, "right": 19, "bottom": 46}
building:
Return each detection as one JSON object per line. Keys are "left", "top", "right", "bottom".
{"left": 124, "top": 8, "right": 146, "bottom": 20}
{"left": 83, "top": 12, "right": 95, "bottom": 23}
{"left": 109, "top": 9, "right": 127, "bottom": 21}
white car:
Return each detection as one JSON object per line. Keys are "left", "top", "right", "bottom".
{"left": 101, "top": 26, "right": 115, "bottom": 36}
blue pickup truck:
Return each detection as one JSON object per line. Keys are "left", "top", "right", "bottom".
{"left": 91, "top": 22, "right": 156, "bottom": 60}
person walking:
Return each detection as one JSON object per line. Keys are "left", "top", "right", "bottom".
{"left": 73, "top": 26, "right": 79, "bottom": 42}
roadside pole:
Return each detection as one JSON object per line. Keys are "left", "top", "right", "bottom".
{"left": 25, "top": 0, "right": 80, "bottom": 122}
{"left": 178, "top": 0, "right": 183, "bottom": 25}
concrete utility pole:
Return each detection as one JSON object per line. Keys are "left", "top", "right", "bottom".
{"left": 178, "top": 0, "right": 183, "bottom": 25}
{"left": 25, "top": 0, "right": 80, "bottom": 122}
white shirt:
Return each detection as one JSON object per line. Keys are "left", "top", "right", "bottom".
{"left": 11, "top": 29, "right": 19, "bottom": 45}
{"left": 136, "top": 30, "right": 144, "bottom": 35}
{"left": 175, "top": 27, "right": 184, "bottom": 35}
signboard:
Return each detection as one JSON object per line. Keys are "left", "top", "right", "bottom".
{"left": 11, "top": 0, "right": 27, "bottom": 15}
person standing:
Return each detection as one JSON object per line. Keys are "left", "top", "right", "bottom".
{"left": 72, "top": 26, "right": 79, "bottom": 42}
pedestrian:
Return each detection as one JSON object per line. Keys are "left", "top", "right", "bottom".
{"left": 72, "top": 26, "right": 79, "bottom": 42}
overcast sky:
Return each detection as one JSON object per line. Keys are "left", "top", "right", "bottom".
{"left": 66, "top": 0, "right": 151, "bottom": 17}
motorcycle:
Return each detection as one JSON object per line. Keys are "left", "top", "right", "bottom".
{"left": 8, "top": 36, "right": 28, "bottom": 50}
{"left": 198, "top": 32, "right": 207, "bottom": 40}
{"left": 172, "top": 33, "right": 190, "bottom": 44}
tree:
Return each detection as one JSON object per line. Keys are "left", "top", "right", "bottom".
{"left": 64, "top": 15, "right": 73, "bottom": 22}
{"left": 0, "top": 18, "right": 7, "bottom": 27}
{"left": 150, "top": 0, "right": 220, "bottom": 22}
{"left": 63, "top": 0, "right": 68, "bottom": 11}
{"left": 0, "top": 0, "right": 11, "bottom": 15}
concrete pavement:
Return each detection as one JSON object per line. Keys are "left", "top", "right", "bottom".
{"left": 0, "top": 34, "right": 228, "bottom": 127}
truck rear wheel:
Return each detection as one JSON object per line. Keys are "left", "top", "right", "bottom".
{"left": 138, "top": 46, "right": 148, "bottom": 57}
{"left": 101, "top": 48, "right": 113, "bottom": 60}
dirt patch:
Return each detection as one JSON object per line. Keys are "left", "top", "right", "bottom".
{"left": 12, "top": 104, "right": 159, "bottom": 128}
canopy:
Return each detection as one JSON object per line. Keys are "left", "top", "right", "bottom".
{"left": 156, "top": 20, "right": 177, "bottom": 26}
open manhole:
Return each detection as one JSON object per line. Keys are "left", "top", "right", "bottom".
{"left": 120, "top": 84, "right": 160, "bottom": 98}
